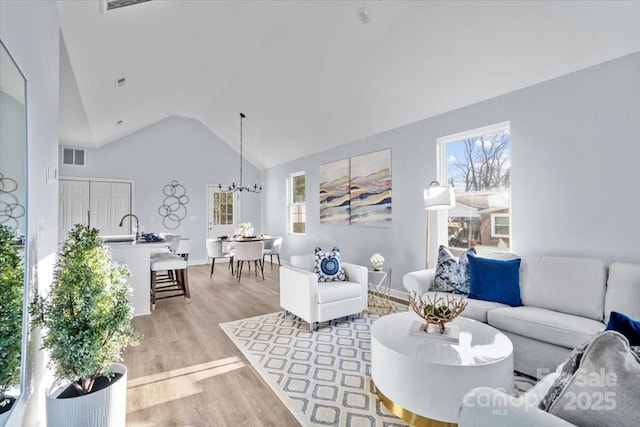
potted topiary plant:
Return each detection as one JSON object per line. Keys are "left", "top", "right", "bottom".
{"left": 30, "top": 224, "right": 139, "bottom": 426}
{"left": 0, "top": 224, "right": 23, "bottom": 423}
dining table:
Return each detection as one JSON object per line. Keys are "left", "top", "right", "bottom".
{"left": 220, "top": 235, "right": 273, "bottom": 251}
{"left": 221, "top": 234, "right": 273, "bottom": 242}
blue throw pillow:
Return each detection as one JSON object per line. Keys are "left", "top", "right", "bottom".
{"left": 605, "top": 311, "right": 640, "bottom": 346}
{"left": 432, "top": 245, "right": 476, "bottom": 293}
{"left": 468, "top": 254, "right": 522, "bottom": 306}
{"left": 314, "top": 246, "right": 346, "bottom": 282}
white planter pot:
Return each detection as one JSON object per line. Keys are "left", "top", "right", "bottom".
{"left": 0, "top": 396, "right": 16, "bottom": 424}
{"left": 46, "top": 363, "right": 127, "bottom": 427}
{"left": 0, "top": 408, "right": 11, "bottom": 426}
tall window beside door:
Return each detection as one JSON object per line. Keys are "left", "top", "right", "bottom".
{"left": 213, "top": 191, "right": 234, "bottom": 225}
{"left": 289, "top": 171, "right": 306, "bottom": 234}
{"left": 438, "top": 122, "right": 511, "bottom": 252}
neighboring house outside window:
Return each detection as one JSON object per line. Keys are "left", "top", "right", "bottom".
{"left": 438, "top": 121, "right": 511, "bottom": 252}
{"left": 213, "top": 191, "right": 234, "bottom": 225}
{"left": 491, "top": 213, "right": 510, "bottom": 238}
{"left": 289, "top": 171, "right": 306, "bottom": 234}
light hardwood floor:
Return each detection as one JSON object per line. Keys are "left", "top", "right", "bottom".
{"left": 123, "top": 261, "right": 300, "bottom": 426}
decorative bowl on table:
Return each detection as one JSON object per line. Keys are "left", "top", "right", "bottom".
{"left": 409, "top": 291, "right": 468, "bottom": 334}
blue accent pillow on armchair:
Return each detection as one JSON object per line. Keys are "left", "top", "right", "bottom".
{"left": 314, "top": 246, "right": 346, "bottom": 282}
{"left": 468, "top": 254, "right": 522, "bottom": 306}
{"left": 606, "top": 311, "right": 640, "bottom": 346}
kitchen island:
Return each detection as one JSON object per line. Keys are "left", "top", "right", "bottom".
{"left": 105, "top": 239, "right": 169, "bottom": 317}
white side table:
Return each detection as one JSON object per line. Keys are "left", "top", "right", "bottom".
{"left": 367, "top": 268, "right": 393, "bottom": 313}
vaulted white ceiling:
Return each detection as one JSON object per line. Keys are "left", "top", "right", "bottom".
{"left": 57, "top": 0, "right": 640, "bottom": 169}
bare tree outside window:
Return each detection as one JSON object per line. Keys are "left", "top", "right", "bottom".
{"left": 448, "top": 131, "right": 510, "bottom": 192}
{"left": 213, "top": 191, "right": 234, "bottom": 225}
{"left": 292, "top": 174, "right": 305, "bottom": 204}
{"left": 441, "top": 126, "right": 511, "bottom": 252}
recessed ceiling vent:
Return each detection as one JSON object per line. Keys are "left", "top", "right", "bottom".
{"left": 102, "top": 0, "right": 152, "bottom": 12}
{"left": 62, "top": 147, "right": 86, "bottom": 166}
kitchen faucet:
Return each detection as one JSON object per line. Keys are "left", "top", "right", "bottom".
{"left": 119, "top": 213, "right": 141, "bottom": 239}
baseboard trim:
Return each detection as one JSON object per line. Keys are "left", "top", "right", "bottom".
{"left": 390, "top": 288, "right": 408, "bottom": 302}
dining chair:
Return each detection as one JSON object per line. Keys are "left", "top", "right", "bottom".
{"left": 234, "top": 240, "right": 265, "bottom": 282}
{"left": 206, "top": 238, "right": 234, "bottom": 278}
{"left": 262, "top": 237, "right": 283, "bottom": 269}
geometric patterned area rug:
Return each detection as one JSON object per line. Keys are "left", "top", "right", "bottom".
{"left": 220, "top": 308, "right": 537, "bottom": 427}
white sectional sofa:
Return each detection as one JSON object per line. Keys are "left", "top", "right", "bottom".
{"left": 403, "top": 256, "right": 640, "bottom": 378}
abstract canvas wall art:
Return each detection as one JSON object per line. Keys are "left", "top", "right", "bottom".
{"left": 349, "top": 149, "right": 392, "bottom": 227}
{"left": 319, "top": 159, "right": 350, "bottom": 225}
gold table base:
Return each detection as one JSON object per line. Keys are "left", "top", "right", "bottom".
{"left": 376, "top": 387, "right": 457, "bottom": 427}
{"left": 367, "top": 269, "right": 393, "bottom": 314}
{"left": 367, "top": 291, "right": 393, "bottom": 314}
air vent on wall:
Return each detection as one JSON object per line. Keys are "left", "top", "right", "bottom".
{"left": 62, "top": 147, "right": 86, "bottom": 166}
{"left": 101, "top": 0, "right": 152, "bottom": 13}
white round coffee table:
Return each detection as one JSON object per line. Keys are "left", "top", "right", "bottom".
{"left": 371, "top": 311, "right": 513, "bottom": 425}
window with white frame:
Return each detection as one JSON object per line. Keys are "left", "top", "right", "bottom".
{"left": 491, "top": 213, "right": 510, "bottom": 238}
{"left": 289, "top": 171, "right": 306, "bottom": 234}
{"left": 438, "top": 121, "right": 511, "bottom": 252}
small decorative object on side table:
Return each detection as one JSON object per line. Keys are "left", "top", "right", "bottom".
{"left": 409, "top": 291, "right": 467, "bottom": 336}
{"left": 370, "top": 253, "right": 385, "bottom": 271}
{"left": 367, "top": 268, "right": 393, "bottom": 314}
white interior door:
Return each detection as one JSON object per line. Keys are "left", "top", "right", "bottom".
{"left": 206, "top": 185, "right": 237, "bottom": 240}
{"left": 110, "top": 182, "right": 132, "bottom": 235}
{"left": 59, "top": 179, "right": 90, "bottom": 241}
{"left": 59, "top": 179, "right": 133, "bottom": 241}
{"left": 90, "top": 181, "right": 111, "bottom": 235}
{"left": 90, "top": 181, "right": 132, "bottom": 235}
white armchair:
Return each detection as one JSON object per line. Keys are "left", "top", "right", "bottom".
{"left": 280, "top": 254, "right": 368, "bottom": 331}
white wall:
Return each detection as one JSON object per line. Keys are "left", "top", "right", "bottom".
{"left": 58, "top": 116, "right": 262, "bottom": 263}
{"left": 0, "top": 92, "right": 26, "bottom": 233}
{"left": 262, "top": 52, "right": 640, "bottom": 297}
{"left": 0, "top": 0, "right": 60, "bottom": 425}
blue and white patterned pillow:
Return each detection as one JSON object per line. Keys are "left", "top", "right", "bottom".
{"left": 432, "top": 245, "right": 476, "bottom": 293}
{"left": 314, "top": 246, "right": 346, "bottom": 282}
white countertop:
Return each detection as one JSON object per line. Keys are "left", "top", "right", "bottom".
{"left": 105, "top": 240, "right": 169, "bottom": 248}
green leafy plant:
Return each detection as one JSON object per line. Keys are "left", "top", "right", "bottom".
{"left": 30, "top": 224, "right": 139, "bottom": 395}
{"left": 0, "top": 225, "right": 23, "bottom": 407}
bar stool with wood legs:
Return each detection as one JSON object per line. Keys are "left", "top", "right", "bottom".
{"left": 150, "top": 234, "right": 182, "bottom": 283}
{"left": 150, "top": 238, "right": 192, "bottom": 310}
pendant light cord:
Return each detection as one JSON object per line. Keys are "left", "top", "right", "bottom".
{"left": 218, "top": 112, "right": 261, "bottom": 193}
{"left": 240, "top": 112, "right": 244, "bottom": 188}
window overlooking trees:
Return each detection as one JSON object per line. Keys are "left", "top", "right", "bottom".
{"left": 439, "top": 122, "right": 511, "bottom": 252}
{"left": 289, "top": 172, "right": 306, "bottom": 234}
{"left": 213, "top": 191, "right": 234, "bottom": 225}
